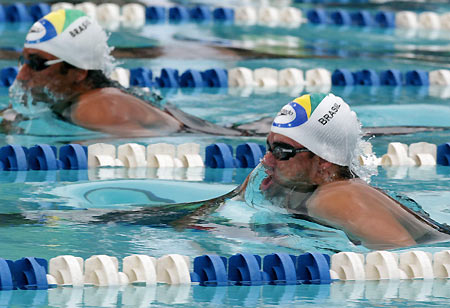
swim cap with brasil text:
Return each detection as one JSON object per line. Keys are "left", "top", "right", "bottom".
{"left": 24, "top": 9, "right": 113, "bottom": 73}
{"left": 271, "top": 93, "right": 361, "bottom": 167}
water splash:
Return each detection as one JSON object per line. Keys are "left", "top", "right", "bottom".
{"left": 244, "top": 164, "right": 290, "bottom": 214}
{"left": 8, "top": 80, "right": 66, "bottom": 116}
{"left": 102, "top": 31, "right": 117, "bottom": 77}
{"left": 350, "top": 120, "right": 378, "bottom": 183}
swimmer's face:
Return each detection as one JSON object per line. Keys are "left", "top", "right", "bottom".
{"left": 15, "top": 48, "right": 76, "bottom": 102}
{"left": 261, "top": 132, "right": 317, "bottom": 191}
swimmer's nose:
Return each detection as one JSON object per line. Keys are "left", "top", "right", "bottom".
{"left": 16, "top": 65, "right": 31, "bottom": 82}
{"left": 261, "top": 152, "right": 276, "bottom": 168}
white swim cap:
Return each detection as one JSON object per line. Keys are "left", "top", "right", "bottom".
{"left": 24, "top": 9, "right": 113, "bottom": 73}
{"left": 271, "top": 93, "right": 361, "bottom": 167}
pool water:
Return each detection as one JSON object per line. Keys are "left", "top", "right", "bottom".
{"left": 1, "top": 1, "right": 450, "bottom": 307}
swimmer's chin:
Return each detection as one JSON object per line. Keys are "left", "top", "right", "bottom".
{"left": 264, "top": 174, "right": 316, "bottom": 193}
{"left": 260, "top": 166, "right": 275, "bottom": 191}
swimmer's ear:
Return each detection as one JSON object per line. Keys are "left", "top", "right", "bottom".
{"left": 314, "top": 157, "right": 337, "bottom": 183}
{"left": 316, "top": 156, "right": 333, "bottom": 169}
{"left": 73, "top": 69, "right": 89, "bottom": 83}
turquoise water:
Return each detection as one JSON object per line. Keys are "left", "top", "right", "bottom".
{"left": 1, "top": 2, "right": 450, "bottom": 307}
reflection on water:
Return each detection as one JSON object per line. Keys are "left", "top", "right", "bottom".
{"left": 1, "top": 280, "right": 449, "bottom": 308}
{"left": 0, "top": 168, "right": 249, "bottom": 184}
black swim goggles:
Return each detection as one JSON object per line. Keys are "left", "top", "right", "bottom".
{"left": 18, "top": 54, "right": 64, "bottom": 71}
{"left": 266, "top": 141, "right": 311, "bottom": 161}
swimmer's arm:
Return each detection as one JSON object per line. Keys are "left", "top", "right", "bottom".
{"left": 308, "top": 187, "right": 416, "bottom": 249}
{"left": 237, "top": 174, "right": 251, "bottom": 196}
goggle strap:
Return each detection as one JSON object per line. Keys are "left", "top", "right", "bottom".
{"left": 44, "top": 59, "right": 64, "bottom": 65}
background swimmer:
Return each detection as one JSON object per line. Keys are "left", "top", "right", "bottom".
{"left": 8, "top": 9, "right": 243, "bottom": 137}
{"left": 6, "top": 9, "right": 447, "bottom": 138}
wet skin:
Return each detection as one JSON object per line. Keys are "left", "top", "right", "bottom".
{"left": 256, "top": 132, "right": 450, "bottom": 250}
{"left": 16, "top": 48, "right": 182, "bottom": 137}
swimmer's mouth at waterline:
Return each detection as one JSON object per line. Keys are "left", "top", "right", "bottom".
{"left": 261, "top": 169, "right": 274, "bottom": 191}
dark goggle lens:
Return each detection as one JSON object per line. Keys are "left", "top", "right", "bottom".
{"left": 267, "top": 141, "right": 310, "bottom": 161}
{"left": 273, "top": 146, "right": 295, "bottom": 160}
{"left": 267, "top": 142, "right": 296, "bottom": 161}
{"left": 19, "top": 55, "right": 51, "bottom": 71}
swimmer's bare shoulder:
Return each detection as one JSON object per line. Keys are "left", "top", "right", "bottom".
{"left": 71, "top": 88, "right": 182, "bottom": 135}
{"left": 307, "top": 179, "right": 416, "bottom": 249}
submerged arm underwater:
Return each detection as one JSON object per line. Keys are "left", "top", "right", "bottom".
{"left": 91, "top": 187, "right": 241, "bottom": 228}
{"left": 83, "top": 164, "right": 450, "bottom": 250}
{"left": 5, "top": 167, "right": 449, "bottom": 252}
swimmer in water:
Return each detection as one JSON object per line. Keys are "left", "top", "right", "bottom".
{"left": 96, "top": 93, "right": 450, "bottom": 250}
{"left": 9, "top": 9, "right": 242, "bottom": 137}
{"left": 237, "top": 93, "right": 450, "bottom": 250}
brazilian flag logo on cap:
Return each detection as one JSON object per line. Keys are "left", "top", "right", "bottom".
{"left": 273, "top": 93, "right": 326, "bottom": 128}
{"left": 25, "top": 9, "right": 86, "bottom": 45}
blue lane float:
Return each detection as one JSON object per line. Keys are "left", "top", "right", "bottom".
{"left": 0, "top": 5, "right": 5, "bottom": 23}
{"left": 205, "top": 143, "right": 236, "bottom": 168}
{"left": 235, "top": 143, "right": 265, "bottom": 168}
{"left": 329, "top": 10, "right": 352, "bottom": 26}
{"left": 13, "top": 257, "right": 48, "bottom": 290}
{"left": 156, "top": 68, "right": 180, "bottom": 88}
{"left": 355, "top": 69, "right": 380, "bottom": 86}
{"left": 2, "top": 249, "right": 450, "bottom": 292}
{"left": 0, "top": 145, "right": 28, "bottom": 171}
{"left": 306, "top": 9, "right": 328, "bottom": 24}
{"left": 228, "top": 253, "right": 268, "bottom": 286}
{"left": 203, "top": 69, "right": 228, "bottom": 88}
{"left": 59, "top": 144, "right": 88, "bottom": 170}
{"left": 380, "top": 69, "right": 403, "bottom": 86}
{"left": 263, "top": 253, "right": 298, "bottom": 285}
{"left": 205, "top": 143, "right": 264, "bottom": 169}
{"left": 29, "top": 3, "right": 51, "bottom": 22}
{"left": 5, "top": 3, "right": 32, "bottom": 23}
{"left": 130, "top": 68, "right": 153, "bottom": 87}
{"left": 297, "top": 253, "right": 332, "bottom": 284}
{"left": 351, "top": 11, "right": 374, "bottom": 27}
{"left": 437, "top": 143, "right": 450, "bottom": 166}
{"left": 28, "top": 144, "right": 60, "bottom": 171}
{"left": 0, "top": 144, "right": 88, "bottom": 171}
{"left": 168, "top": 6, "right": 190, "bottom": 23}
{"left": 146, "top": 6, "right": 166, "bottom": 22}
{"left": 192, "top": 255, "right": 229, "bottom": 286}
{"left": 213, "top": 8, "right": 234, "bottom": 22}
{"left": 0, "top": 67, "right": 18, "bottom": 87}
{"left": 332, "top": 69, "right": 355, "bottom": 86}
{"left": 374, "top": 11, "right": 395, "bottom": 28}
{"left": 0, "top": 258, "right": 14, "bottom": 291}
{"left": 405, "top": 70, "right": 429, "bottom": 86}
{"left": 190, "top": 6, "right": 212, "bottom": 22}
{"left": 180, "top": 69, "right": 205, "bottom": 88}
